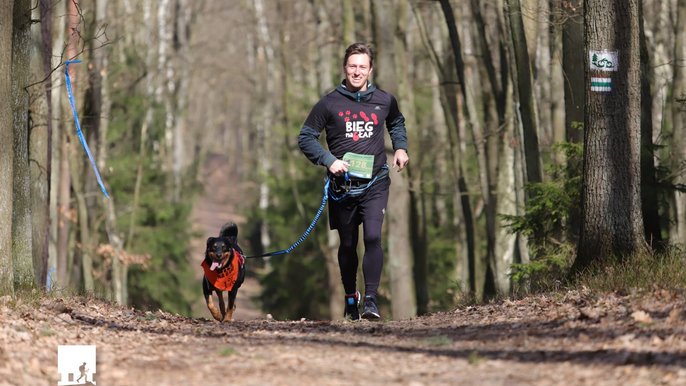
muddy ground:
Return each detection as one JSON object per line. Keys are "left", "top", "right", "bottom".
{"left": 1, "top": 288, "right": 685, "bottom": 386}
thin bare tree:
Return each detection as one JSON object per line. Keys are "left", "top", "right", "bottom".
{"left": 671, "top": 0, "right": 686, "bottom": 246}
{"left": 11, "top": 0, "right": 34, "bottom": 289}
{"left": 0, "top": 0, "right": 16, "bottom": 297}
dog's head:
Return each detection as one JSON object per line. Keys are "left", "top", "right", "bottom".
{"left": 205, "top": 236, "right": 235, "bottom": 271}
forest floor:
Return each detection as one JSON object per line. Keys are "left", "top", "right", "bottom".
{"left": 1, "top": 288, "right": 686, "bottom": 385}
{"left": 3, "top": 154, "right": 686, "bottom": 385}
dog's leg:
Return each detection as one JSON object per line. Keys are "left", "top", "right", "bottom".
{"left": 203, "top": 277, "right": 223, "bottom": 321}
{"left": 222, "top": 288, "right": 239, "bottom": 322}
{"left": 222, "top": 303, "right": 236, "bottom": 322}
{"left": 217, "top": 289, "right": 227, "bottom": 321}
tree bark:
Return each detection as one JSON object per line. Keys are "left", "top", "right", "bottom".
{"left": 27, "top": 0, "right": 52, "bottom": 288}
{"left": 312, "top": 0, "right": 343, "bottom": 320}
{"left": 562, "top": 0, "right": 585, "bottom": 145}
{"left": 253, "top": 0, "right": 275, "bottom": 253}
{"left": 12, "top": 0, "right": 34, "bottom": 290}
{"left": 638, "top": 0, "right": 663, "bottom": 249}
{"left": 341, "top": 0, "right": 355, "bottom": 44}
{"left": 672, "top": 0, "right": 686, "bottom": 246}
{"left": 372, "top": 0, "right": 417, "bottom": 319}
{"left": 549, "top": 0, "right": 566, "bottom": 162}
{"left": 574, "top": 0, "right": 649, "bottom": 269}
{"left": 505, "top": 0, "right": 543, "bottom": 187}
{"left": 48, "top": 0, "right": 66, "bottom": 290}
{"left": 57, "top": 0, "right": 80, "bottom": 289}
{"left": 0, "top": 0, "right": 15, "bottom": 297}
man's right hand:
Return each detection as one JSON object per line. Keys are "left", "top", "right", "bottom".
{"left": 328, "top": 159, "right": 349, "bottom": 176}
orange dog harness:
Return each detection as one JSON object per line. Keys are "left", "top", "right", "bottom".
{"left": 201, "top": 251, "right": 244, "bottom": 292}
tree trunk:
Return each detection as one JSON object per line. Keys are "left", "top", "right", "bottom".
{"left": 562, "top": 0, "right": 585, "bottom": 144}
{"left": 29, "top": 0, "right": 52, "bottom": 289}
{"left": 325, "top": 230, "right": 344, "bottom": 319}
{"left": 48, "top": 0, "right": 66, "bottom": 290}
{"left": 0, "top": 0, "right": 15, "bottom": 297}
{"left": 372, "top": 0, "right": 417, "bottom": 319}
{"left": 412, "top": 0, "right": 476, "bottom": 296}
{"left": 171, "top": 0, "right": 192, "bottom": 200}
{"left": 94, "top": 0, "right": 125, "bottom": 303}
{"left": 574, "top": 0, "right": 649, "bottom": 269}
{"left": 549, "top": 0, "right": 566, "bottom": 163}
{"left": 57, "top": 0, "right": 80, "bottom": 289}
{"left": 672, "top": 0, "right": 686, "bottom": 246}
{"left": 69, "top": 143, "right": 95, "bottom": 293}
{"left": 450, "top": 0, "right": 499, "bottom": 297}
{"left": 12, "top": 0, "right": 34, "bottom": 290}
{"left": 495, "top": 78, "right": 528, "bottom": 294}
{"left": 253, "top": 0, "right": 275, "bottom": 253}
{"left": 341, "top": 0, "right": 355, "bottom": 44}
{"left": 639, "top": 0, "right": 663, "bottom": 249}
{"left": 560, "top": 0, "right": 584, "bottom": 242}
{"left": 497, "top": 0, "right": 532, "bottom": 291}
{"left": 312, "top": 0, "right": 343, "bottom": 320}
{"left": 505, "top": 0, "right": 543, "bottom": 187}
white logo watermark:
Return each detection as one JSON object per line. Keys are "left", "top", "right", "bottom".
{"left": 57, "top": 345, "right": 97, "bottom": 385}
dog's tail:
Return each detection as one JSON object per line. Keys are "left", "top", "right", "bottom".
{"left": 219, "top": 222, "right": 238, "bottom": 243}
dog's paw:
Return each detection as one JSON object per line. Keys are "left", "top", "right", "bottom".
{"left": 221, "top": 304, "right": 237, "bottom": 322}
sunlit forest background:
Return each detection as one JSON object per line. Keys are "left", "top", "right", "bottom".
{"left": 1, "top": 0, "right": 685, "bottom": 320}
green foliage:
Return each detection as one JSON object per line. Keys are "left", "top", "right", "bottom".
{"left": 501, "top": 142, "right": 583, "bottom": 246}
{"left": 502, "top": 142, "right": 583, "bottom": 294}
{"left": 510, "top": 243, "right": 575, "bottom": 295}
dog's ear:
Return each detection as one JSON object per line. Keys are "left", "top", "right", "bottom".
{"left": 206, "top": 237, "right": 218, "bottom": 258}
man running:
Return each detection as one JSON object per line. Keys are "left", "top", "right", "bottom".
{"left": 298, "top": 42, "right": 409, "bottom": 320}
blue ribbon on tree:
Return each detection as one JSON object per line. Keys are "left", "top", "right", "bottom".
{"left": 64, "top": 60, "right": 110, "bottom": 199}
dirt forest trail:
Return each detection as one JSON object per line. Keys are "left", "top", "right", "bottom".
{"left": 2, "top": 289, "right": 686, "bottom": 385}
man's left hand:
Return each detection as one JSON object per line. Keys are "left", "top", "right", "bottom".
{"left": 393, "top": 149, "right": 409, "bottom": 172}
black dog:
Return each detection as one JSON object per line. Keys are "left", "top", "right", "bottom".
{"left": 201, "top": 222, "right": 245, "bottom": 322}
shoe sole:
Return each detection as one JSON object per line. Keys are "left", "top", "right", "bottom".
{"left": 361, "top": 311, "right": 380, "bottom": 320}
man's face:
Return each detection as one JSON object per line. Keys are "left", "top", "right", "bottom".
{"left": 344, "top": 53, "right": 372, "bottom": 92}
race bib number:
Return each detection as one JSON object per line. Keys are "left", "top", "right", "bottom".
{"left": 343, "top": 152, "right": 374, "bottom": 179}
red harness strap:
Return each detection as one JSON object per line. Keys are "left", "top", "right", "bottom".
{"left": 201, "top": 251, "right": 244, "bottom": 292}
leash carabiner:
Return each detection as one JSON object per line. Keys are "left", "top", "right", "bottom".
{"left": 343, "top": 171, "right": 352, "bottom": 192}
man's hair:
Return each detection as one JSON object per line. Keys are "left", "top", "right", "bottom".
{"left": 343, "top": 42, "right": 375, "bottom": 68}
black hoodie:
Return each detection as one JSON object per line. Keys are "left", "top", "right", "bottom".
{"left": 298, "top": 81, "right": 408, "bottom": 177}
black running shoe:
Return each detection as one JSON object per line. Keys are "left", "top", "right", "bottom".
{"left": 344, "top": 291, "right": 360, "bottom": 320}
{"left": 361, "top": 295, "right": 381, "bottom": 320}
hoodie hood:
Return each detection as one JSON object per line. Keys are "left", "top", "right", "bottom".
{"left": 336, "top": 80, "right": 376, "bottom": 102}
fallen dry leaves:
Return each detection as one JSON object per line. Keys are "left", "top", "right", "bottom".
{"left": 1, "top": 289, "right": 685, "bottom": 386}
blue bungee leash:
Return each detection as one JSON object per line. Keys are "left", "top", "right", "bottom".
{"left": 64, "top": 60, "right": 110, "bottom": 198}
{"left": 245, "top": 165, "right": 389, "bottom": 259}
{"left": 245, "top": 178, "right": 331, "bottom": 258}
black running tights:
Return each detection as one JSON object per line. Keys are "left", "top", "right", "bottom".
{"left": 337, "top": 218, "right": 383, "bottom": 299}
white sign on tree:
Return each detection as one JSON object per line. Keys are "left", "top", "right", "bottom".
{"left": 589, "top": 50, "right": 619, "bottom": 72}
